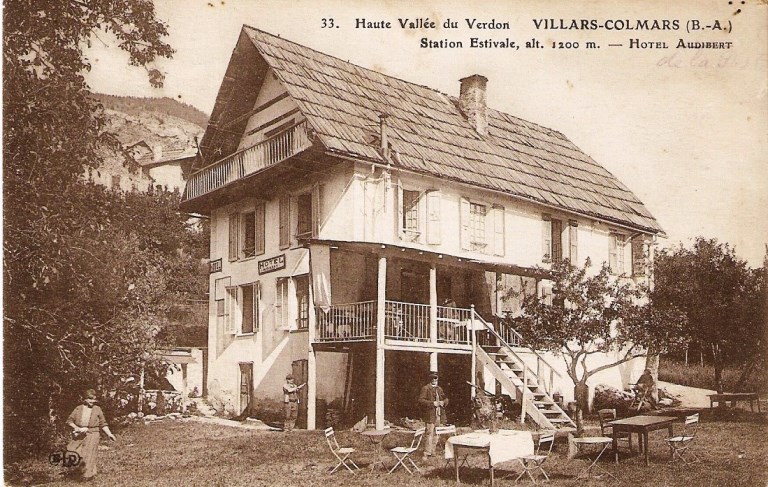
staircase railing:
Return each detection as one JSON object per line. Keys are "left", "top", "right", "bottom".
{"left": 481, "top": 314, "right": 563, "bottom": 395}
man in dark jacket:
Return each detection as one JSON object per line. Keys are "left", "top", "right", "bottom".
{"left": 418, "top": 371, "right": 449, "bottom": 458}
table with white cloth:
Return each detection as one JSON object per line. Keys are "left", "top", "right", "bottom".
{"left": 445, "top": 430, "right": 534, "bottom": 486}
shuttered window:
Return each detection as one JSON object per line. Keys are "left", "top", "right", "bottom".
{"left": 609, "top": 233, "right": 625, "bottom": 274}
{"left": 551, "top": 219, "right": 563, "bottom": 262}
{"left": 240, "top": 283, "right": 259, "bottom": 334}
{"left": 228, "top": 213, "right": 239, "bottom": 261}
{"left": 402, "top": 189, "right": 420, "bottom": 235}
{"left": 255, "top": 202, "right": 265, "bottom": 256}
{"left": 279, "top": 196, "right": 290, "bottom": 249}
{"left": 224, "top": 286, "right": 237, "bottom": 334}
{"left": 542, "top": 214, "right": 552, "bottom": 261}
{"left": 631, "top": 236, "right": 646, "bottom": 277}
{"left": 242, "top": 211, "right": 256, "bottom": 258}
{"left": 296, "top": 193, "right": 312, "bottom": 238}
{"left": 275, "top": 277, "right": 289, "bottom": 329}
{"left": 568, "top": 220, "right": 578, "bottom": 264}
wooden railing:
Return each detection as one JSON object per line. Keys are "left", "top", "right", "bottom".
{"left": 384, "top": 301, "right": 431, "bottom": 341}
{"left": 315, "top": 301, "right": 376, "bottom": 342}
{"left": 472, "top": 310, "right": 562, "bottom": 395}
{"left": 182, "top": 120, "right": 312, "bottom": 201}
{"left": 436, "top": 305, "right": 473, "bottom": 345}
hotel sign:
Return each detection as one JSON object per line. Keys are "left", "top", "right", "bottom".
{"left": 258, "top": 254, "right": 286, "bottom": 275}
{"left": 209, "top": 258, "right": 222, "bottom": 274}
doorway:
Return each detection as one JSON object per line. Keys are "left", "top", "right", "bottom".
{"left": 238, "top": 362, "right": 254, "bottom": 415}
{"left": 291, "top": 359, "right": 308, "bottom": 429}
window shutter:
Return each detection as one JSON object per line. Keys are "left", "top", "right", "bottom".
{"left": 492, "top": 205, "right": 504, "bottom": 256}
{"left": 396, "top": 184, "right": 404, "bottom": 237}
{"left": 312, "top": 184, "right": 322, "bottom": 238}
{"left": 631, "top": 237, "right": 646, "bottom": 276}
{"left": 426, "top": 190, "right": 441, "bottom": 245}
{"left": 460, "top": 197, "right": 471, "bottom": 250}
{"left": 274, "top": 279, "right": 283, "bottom": 329}
{"left": 228, "top": 213, "right": 239, "bottom": 261}
{"left": 542, "top": 214, "right": 552, "bottom": 261}
{"left": 224, "top": 286, "right": 237, "bottom": 334}
{"left": 255, "top": 202, "right": 265, "bottom": 255}
{"left": 254, "top": 281, "right": 261, "bottom": 332}
{"left": 609, "top": 234, "right": 618, "bottom": 272}
{"left": 568, "top": 220, "right": 578, "bottom": 264}
{"left": 279, "top": 196, "right": 290, "bottom": 249}
{"left": 551, "top": 219, "right": 563, "bottom": 261}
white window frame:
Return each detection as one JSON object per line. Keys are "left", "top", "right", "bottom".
{"left": 238, "top": 282, "right": 260, "bottom": 335}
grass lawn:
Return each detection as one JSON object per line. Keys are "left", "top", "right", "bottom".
{"left": 8, "top": 408, "right": 767, "bottom": 486}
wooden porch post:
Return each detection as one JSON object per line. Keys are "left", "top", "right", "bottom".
{"left": 307, "top": 282, "right": 317, "bottom": 430}
{"left": 429, "top": 265, "right": 438, "bottom": 371}
{"left": 470, "top": 305, "right": 476, "bottom": 400}
{"left": 376, "top": 255, "right": 387, "bottom": 430}
{"left": 181, "top": 363, "right": 188, "bottom": 411}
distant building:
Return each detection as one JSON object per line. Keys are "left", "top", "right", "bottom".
{"left": 181, "top": 27, "right": 662, "bottom": 430}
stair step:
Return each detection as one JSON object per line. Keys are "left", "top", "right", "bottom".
{"left": 533, "top": 401, "right": 554, "bottom": 406}
{"left": 549, "top": 418, "right": 572, "bottom": 423}
{"left": 541, "top": 410, "right": 562, "bottom": 415}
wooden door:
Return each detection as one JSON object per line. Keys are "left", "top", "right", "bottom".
{"left": 239, "top": 363, "right": 253, "bottom": 415}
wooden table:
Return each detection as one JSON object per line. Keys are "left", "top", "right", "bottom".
{"left": 445, "top": 431, "right": 533, "bottom": 486}
{"left": 360, "top": 429, "right": 391, "bottom": 471}
{"left": 708, "top": 393, "right": 761, "bottom": 412}
{"left": 608, "top": 415, "right": 677, "bottom": 466}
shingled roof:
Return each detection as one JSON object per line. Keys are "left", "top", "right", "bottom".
{"left": 202, "top": 26, "right": 663, "bottom": 234}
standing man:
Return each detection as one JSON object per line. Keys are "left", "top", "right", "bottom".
{"left": 418, "top": 371, "right": 449, "bottom": 459}
{"left": 283, "top": 374, "right": 305, "bottom": 432}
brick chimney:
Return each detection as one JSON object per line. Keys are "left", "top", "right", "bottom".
{"left": 459, "top": 75, "right": 488, "bottom": 136}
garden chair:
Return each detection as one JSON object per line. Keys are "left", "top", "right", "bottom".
{"left": 389, "top": 427, "right": 425, "bottom": 474}
{"left": 598, "top": 408, "right": 633, "bottom": 453}
{"left": 666, "top": 413, "right": 700, "bottom": 465}
{"left": 324, "top": 427, "right": 360, "bottom": 474}
{"left": 515, "top": 430, "right": 555, "bottom": 484}
{"left": 436, "top": 425, "right": 467, "bottom": 470}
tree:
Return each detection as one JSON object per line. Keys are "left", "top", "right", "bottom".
{"left": 654, "top": 238, "right": 765, "bottom": 392}
{"left": 3, "top": 0, "right": 180, "bottom": 461}
{"left": 504, "top": 259, "right": 686, "bottom": 434}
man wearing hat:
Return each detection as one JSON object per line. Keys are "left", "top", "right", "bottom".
{"left": 418, "top": 371, "right": 449, "bottom": 458}
{"left": 282, "top": 374, "right": 305, "bottom": 431}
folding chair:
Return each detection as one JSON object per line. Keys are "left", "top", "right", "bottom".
{"left": 324, "top": 427, "right": 360, "bottom": 474}
{"left": 515, "top": 431, "right": 555, "bottom": 484}
{"left": 598, "top": 409, "right": 633, "bottom": 453}
{"left": 666, "top": 413, "right": 700, "bottom": 465}
{"left": 437, "top": 425, "right": 466, "bottom": 470}
{"left": 389, "top": 427, "right": 425, "bottom": 474}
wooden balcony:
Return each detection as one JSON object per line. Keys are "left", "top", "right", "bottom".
{"left": 314, "top": 300, "right": 506, "bottom": 348}
{"left": 182, "top": 120, "right": 312, "bottom": 202}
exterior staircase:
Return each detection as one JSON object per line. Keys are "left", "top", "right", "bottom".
{"left": 473, "top": 313, "right": 576, "bottom": 431}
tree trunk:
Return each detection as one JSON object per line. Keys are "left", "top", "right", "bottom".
{"left": 713, "top": 343, "right": 724, "bottom": 394}
{"left": 573, "top": 381, "right": 589, "bottom": 436}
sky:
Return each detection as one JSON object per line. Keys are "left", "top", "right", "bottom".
{"left": 84, "top": 0, "right": 768, "bottom": 267}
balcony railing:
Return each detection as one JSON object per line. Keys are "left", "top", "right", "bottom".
{"left": 384, "top": 301, "right": 431, "bottom": 342}
{"left": 315, "top": 301, "right": 376, "bottom": 342}
{"left": 182, "top": 120, "right": 312, "bottom": 201}
{"left": 313, "top": 300, "right": 478, "bottom": 346}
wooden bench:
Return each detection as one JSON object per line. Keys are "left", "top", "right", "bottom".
{"left": 708, "top": 392, "right": 761, "bottom": 412}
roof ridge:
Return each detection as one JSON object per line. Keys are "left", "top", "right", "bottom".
{"left": 241, "top": 25, "right": 453, "bottom": 102}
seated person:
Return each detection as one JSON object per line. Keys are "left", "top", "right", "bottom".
{"left": 635, "top": 368, "right": 656, "bottom": 407}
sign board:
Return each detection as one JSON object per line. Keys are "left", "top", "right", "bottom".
{"left": 258, "top": 254, "right": 286, "bottom": 275}
{"left": 209, "top": 258, "right": 222, "bottom": 274}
